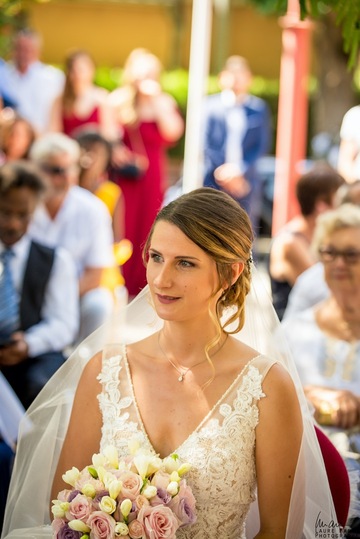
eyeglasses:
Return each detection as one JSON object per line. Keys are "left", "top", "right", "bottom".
{"left": 40, "top": 164, "right": 71, "bottom": 176}
{"left": 318, "top": 246, "right": 360, "bottom": 265}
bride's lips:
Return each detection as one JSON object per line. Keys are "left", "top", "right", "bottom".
{"left": 156, "top": 293, "right": 181, "bottom": 304}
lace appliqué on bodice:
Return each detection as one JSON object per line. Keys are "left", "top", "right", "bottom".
{"left": 97, "top": 347, "right": 274, "bottom": 539}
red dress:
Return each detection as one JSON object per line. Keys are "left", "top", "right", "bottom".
{"left": 110, "top": 121, "right": 172, "bottom": 297}
{"left": 62, "top": 106, "right": 101, "bottom": 138}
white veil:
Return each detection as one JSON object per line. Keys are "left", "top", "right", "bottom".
{"left": 1, "top": 265, "right": 339, "bottom": 539}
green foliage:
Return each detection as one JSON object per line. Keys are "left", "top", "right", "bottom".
{"left": 93, "top": 67, "right": 122, "bottom": 92}
{"left": 246, "top": 0, "right": 360, "bottom": 68}
{"left": 0, "top": 0, "right": 27, "bottom": 56}
{"left": 332, "top": 1, "right": 360, "bottom": 67}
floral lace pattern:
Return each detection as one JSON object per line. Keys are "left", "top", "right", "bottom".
{"left": 97, "top": 346, "right": 275, "bottom": 539}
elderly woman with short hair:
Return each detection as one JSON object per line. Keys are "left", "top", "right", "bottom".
{"left": 281, "top": 202, "right": 360, "bottom": 531}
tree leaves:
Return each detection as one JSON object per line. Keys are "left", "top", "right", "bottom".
{"left": 245, "top": 0, "right": 360, "bottom": 68}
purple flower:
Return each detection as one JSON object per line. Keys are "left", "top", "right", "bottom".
{"left": 150, "top": 488, "right": 172, "bottom": 507}
{"left": 176, "top": 497, "right": 197, "bottom": 526}
{"left": 68, "top": 490, "right": 81, "bottom": 502}
{"left": 92, "top": 490, "right": 110, "bottom": 510}
{"left": 169, "top": 483, "right": 197, "bottom": 527}
{"left": 55, "top": 523, "right": 81, "bottom": 539}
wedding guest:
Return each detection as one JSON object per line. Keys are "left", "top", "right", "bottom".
{"left": 76, "top": 130, "right": 131, "bottom": 302}
{"left": 108, "top": 48, "right": 184, "bottom": 297}
{"left": 28, "top": 133, "right": 115, "bottom": 343}
{"left": 2, "top": 188, "right": 339, "bottom": 539}
{"left": 0, "top": 29, "right": 64, "bottom": 134}
{"left": 0, "top": 59, "right": 17, "bottom": 110}
{"left": 76, "top": 130, "right": 124, "bottom": 242}
{"left": 0, "top": 111, "right": 35, "bottom": 165}
{"left": 283, "top": 181, "right": 360, "bottom": 320}
{"left": 338, "top": 104, "right": 360, "bottom": 183}
{"left": 0, "top": 160, "right": 78, "bottom": 409}
{"left": 281, "top": 203, "right": 360, "bottom": 533}
{"left": 202, "top": 55, "right": 271, "bottom": 232}
{"left": 269, "top": 164, "right": 344, "bottom": 320}
{"left": 48, "top": 49, "right": 116, "bottom": 140}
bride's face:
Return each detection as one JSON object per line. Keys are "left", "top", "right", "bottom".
{"left": 146, "top": 220, "right": 221, "bottom": 323}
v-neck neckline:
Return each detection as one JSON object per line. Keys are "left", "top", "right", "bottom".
{"left": 122, "top": 346, "right": 262, "bottom": 458}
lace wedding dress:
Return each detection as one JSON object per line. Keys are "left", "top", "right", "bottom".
{"left": 1, "top": 278, "right": 339, "bottom": 539}
{"left": 98, "top": 346, "right": 276, "bottom": 539}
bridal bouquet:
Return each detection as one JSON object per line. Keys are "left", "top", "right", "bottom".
{"left": 51, "top": 441, "right": 197, "bottom": 539}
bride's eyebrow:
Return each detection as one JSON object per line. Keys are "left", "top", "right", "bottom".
{"left": 149, "top": 248, "right": 200, "bottom": 261}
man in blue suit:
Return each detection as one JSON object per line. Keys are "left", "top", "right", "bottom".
{"left": 203, "top": 56, "right": 271, "bottom": 233}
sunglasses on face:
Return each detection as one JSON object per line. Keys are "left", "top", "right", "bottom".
{"left": 318, "top": 246, "right": 360, "bottom": 265}
{"left": 40, "top": 164, "right": 71, "bottom": 176}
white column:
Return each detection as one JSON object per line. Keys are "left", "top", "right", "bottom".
{"left": 182, "top": 0, "right": 212, "bottom": 193}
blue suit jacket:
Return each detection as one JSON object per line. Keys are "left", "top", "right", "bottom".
{"left": 202, "top": 92, "right": 271, "bottom": 223}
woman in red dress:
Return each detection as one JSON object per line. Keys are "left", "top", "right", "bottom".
{"left": 48, "top": 49, "right": 116, "bottom": 140}
{"left": 109, "top": 49, "right": 184, "bottom": 298}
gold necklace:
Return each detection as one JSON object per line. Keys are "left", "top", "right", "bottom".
{"left": 158, "top": 332, "right": 228, "bottom": 382}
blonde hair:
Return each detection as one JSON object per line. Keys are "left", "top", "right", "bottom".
{"left": 312, "top": 203, "right": 360, "bottom": 254}
{"left": 118, "top": 48, "right": 163, "bottom": 126}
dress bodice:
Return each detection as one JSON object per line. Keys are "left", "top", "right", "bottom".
{"left": 62, "top": 105, "right": 101, "bottom": 137}
{"left": 97, "top": 347, "right": 276, "bottom": 539}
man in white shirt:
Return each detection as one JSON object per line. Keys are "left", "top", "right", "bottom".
{"left": 29, "top": 133, "right": 115, "bottom": 343}
{"left": 0, "top": 160, "right": 79, "bottom": 409}
{"left": 0, "top": 29, "right": 64, "bottom": 134}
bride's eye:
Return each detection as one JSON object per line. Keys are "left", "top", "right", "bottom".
{"left": 149, "top": 252, "right": 162, "bottom": 263}
{"left": 178, "top": 259, "right": 195, "bottom": 268}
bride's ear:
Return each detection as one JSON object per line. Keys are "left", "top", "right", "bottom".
{"left": 231, "top": 262, "right": 244, "bottom": 285}
{"left": 225, "top": 262, "right": 244, "bottom": 287}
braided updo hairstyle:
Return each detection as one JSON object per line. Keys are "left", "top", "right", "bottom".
{"left": 143, "top": 187, "right": 253, "bottom": 334}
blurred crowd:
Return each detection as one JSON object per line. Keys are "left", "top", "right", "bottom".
{"left": 1, "top": 27, "right": 360, "bottom": 535}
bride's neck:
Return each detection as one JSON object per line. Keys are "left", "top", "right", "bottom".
{"left": 160, "top": 323, "right": 224, "bottom": 364}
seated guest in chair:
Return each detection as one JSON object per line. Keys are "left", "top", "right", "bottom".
{"left": 28, "top": 133, "right": 115, "bottom": 344}
{"left": 281, "top": 203, "right": 360, "bottom": 533}
{"left": 0, "top": 161, "right": 79, "bottom": 409}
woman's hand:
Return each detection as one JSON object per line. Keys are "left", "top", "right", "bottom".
{"left": 306, "top": 386, "right": 360, "bottom": 429}
{"left": 214, "top": 164, "right": 251, "bottom": 198}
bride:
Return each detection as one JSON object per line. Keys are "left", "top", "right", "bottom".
{"left": 2, "top": 188, "right": 338, "bottom": 538}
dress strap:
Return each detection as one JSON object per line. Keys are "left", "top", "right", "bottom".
{"left": 248, "top": 354, "right": 279, "bottom": 379}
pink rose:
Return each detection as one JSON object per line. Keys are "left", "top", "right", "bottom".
{"left": 169, "top": 482, "right": 197, "bottom": 527}
{"left": 128, "top": 518, "right": 145, "bottom": 539}
{"left": 135, "top": 494, "right": 150, "bottom": 510}
{"left": 66, "top": 493, "right": 92, "bottom": 522}
{"left": 137, "top": 505, "right": 179, "bottom": 539}
{"left": 86, "top": 510, "right": 115, "bottom": 539}
{"left": 75, "top": 470, "right": 103, "bottom": 493}
{"left": 150, "top": 470, "right": 171, "bottom": 491}
{"left": 118, "top": 471, "right": 142, "bottom": 500}
{"left": 57, "top": 489, "right": 72, "bottom": 502}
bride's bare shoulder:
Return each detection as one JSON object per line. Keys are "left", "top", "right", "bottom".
{"left": 77, "top": 352, "right": 103, "bottom": 388}
{"left": 126, "top": 334, "right": 157, "bottom": 358}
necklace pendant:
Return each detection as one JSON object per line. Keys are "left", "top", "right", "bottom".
{"left": 178, "top": 374, "right": 184, "bottom": 382}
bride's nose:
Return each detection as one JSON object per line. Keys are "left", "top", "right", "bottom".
{"left": 153, "top": 263, "right": 173, "bottom": 288}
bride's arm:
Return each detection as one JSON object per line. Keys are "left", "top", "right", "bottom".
{"left": 50, "top": 352, "right": 103, "bottom": 504}
{"left": 254, "top": 363, "right": 303, "bottom": 539}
